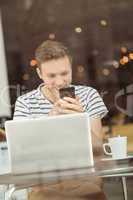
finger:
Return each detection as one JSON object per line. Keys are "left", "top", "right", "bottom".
{"left": 59, "top": 97, "right": 84, "bottom": 112}
{"left": 54, "top": 100, "right": 64, "bottom": 108}
{"left": 76, "top": 96, "right": 80, "bottom": 101}
{"left": 63, "top": 97, "right": 79, "bottom": 105}
{"left": 59, "top": 108, "right": 77, "bottom": 114}
{"left": 59, "top": 101, "right": 84, "bottom": 112}
{"left": 49, "top": 105, "right": 60, "bottom": 116}
{"left": 56, "top": 99, "right": 65, "bottom": 105}
{"left": 56, "top": 98, "right": 84, "bottom": 112}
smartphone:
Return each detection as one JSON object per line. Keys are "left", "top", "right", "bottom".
{"left": 59, "top": 86, "right": 75, "bottom": 99}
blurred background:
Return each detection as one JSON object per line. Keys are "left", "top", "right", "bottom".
{"left": 0, "top": 1, "right": 133, "bottom": 199}
{"left": 0, "top": 0, "right": 133, "bottom": 132}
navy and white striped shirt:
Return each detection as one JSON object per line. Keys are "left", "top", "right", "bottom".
{"left": 13, "top": 84, "right": 108, "bottom": 120}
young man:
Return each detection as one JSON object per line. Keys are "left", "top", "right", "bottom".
{"left": 14, "top": 40, "right": 108, "bottom": 200}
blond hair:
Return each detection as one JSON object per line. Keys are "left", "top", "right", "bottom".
{"left": 35, "top": 40, "right": 72, "bottom": 67}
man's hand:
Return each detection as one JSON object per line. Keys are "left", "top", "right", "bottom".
{"left": 48, "top": 96, "right": 84, "bottom": 116}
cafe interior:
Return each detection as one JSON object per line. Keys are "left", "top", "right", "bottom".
{"left": 0, "top": 0, "right": 133, "bottom": 199}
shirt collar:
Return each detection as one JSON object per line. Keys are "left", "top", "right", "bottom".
{"left": 37, "top": 83, "right": 45, "bottom": 99}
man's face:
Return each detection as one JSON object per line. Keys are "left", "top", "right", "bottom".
{"left": 37, "top": 56, "right": 72, "bottom": 89}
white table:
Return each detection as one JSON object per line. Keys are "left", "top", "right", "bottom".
{"left": 0, "top": 142, "right": 133, "bottom": 200}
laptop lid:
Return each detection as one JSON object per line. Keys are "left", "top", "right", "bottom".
{"left": 5, "top": 113, "right": 94, "bottom": 174}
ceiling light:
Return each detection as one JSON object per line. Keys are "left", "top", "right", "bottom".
{"left": 48, "top": 33, "right": 55, "bottom": 40}
{"left": 129, "top": 53, "right": 133, "bottom": 60}
{"left": 122, "top": 56, "right": 129, "bottom": 63}
{"left": 120, "top": 58, "right": 125, "bottom": 65}
{"left": 77, "top": 65, "right": 84, "bottom": 73}
{"left": 100, "top": 20, "right": 107, "bottom": 26}
{"left": 119, "top": 56, "right": 128, "bottom": 65}
{"left": 75, "top": 27, "right": 82, "bottom": 33}
{"left": 112, "top": 61, "right": 119, "bottom": 69}
{"left": 120, "top": 46, "right": 127, "bottom": 54}
{"left": 102, "top": 69, "right": 110, "bottom": 76}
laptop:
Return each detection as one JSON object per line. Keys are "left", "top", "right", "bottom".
{"left": 5, "top": 113, "right": 94, "bottom": 174}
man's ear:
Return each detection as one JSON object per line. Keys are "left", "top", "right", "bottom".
{"left": 36, "top": 68, "right": 42, "bottom": 79}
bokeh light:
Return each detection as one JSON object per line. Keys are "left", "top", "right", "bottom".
{"left": 48, "top": 33, "right": 55, "bottom": 40}
{"left": 77, "top": 65, "right": 84, "bottom": 73}
{"left": 22, "top": 73, "right": 30, "bottom": 81}
{"left": 75, "top": 27, "right": 82, "bottom": 33}
{"left": 102, "top": 69, "right": 110, "bottom": 76}
{"left": 129, "top": 53, "right": 133, "bottom": 60}
{"left": 100, "top": 20, "right": 108, "bottom": 26}
{"left": 120, "top": 46, "right": 127, "bottom": 54}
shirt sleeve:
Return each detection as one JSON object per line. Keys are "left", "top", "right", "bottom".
{"left": 13, "top": 97, "right": 30, "bottom": 120}
{"left": 85, "top": 88, "right": 108, "bottom": 119}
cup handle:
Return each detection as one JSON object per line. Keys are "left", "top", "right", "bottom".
{"left": 103, "top": 143, "right": 112, "bottom": 156}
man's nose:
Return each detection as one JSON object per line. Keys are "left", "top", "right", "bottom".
{"left": 55, "top": 77, "right": 64, "bottom": 88}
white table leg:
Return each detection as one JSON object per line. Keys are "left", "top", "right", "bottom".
{"left": 5, "top": 186, "right": 16, "bottom": 200}
{"left": 121, "top": 176, "right": 128, "bottom": 200}
{"left": 0, "top": 184, "right": 10, "bottom": 200}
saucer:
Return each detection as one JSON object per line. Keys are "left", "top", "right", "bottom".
{"left": 101, "top": 155, "right": 133, "bottom": 161}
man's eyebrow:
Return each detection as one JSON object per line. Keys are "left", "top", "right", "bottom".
{"left": 47, "top": 72, "right": 56, "bottom": 75}
{"left": 60, "top": 70, "right": 69, "bottom": 73}
{"left": 61, "top": 70, "right": 68, "bottom": 74}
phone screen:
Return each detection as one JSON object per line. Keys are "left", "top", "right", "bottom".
{"left": 59, "top": 87, "right": 75, "bottom": 98}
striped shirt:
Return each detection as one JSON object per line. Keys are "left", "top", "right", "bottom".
{"left": 13, "top": 84, "right": 108, "bottom": 120}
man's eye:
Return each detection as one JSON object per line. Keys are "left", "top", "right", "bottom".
{"left": 49, "top": 74, "right": 55, "bottom": 78}
{"left": 61, "top": 72, "right": 68, "bottom": 76}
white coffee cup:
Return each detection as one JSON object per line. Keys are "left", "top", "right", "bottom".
{"left": 103, "top": 136, "right": 127, "bottom": 159}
